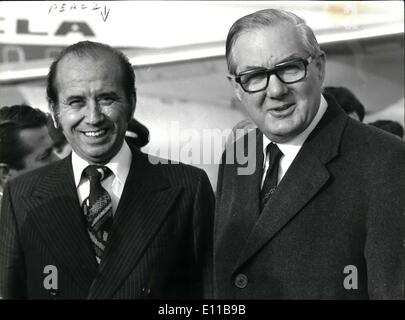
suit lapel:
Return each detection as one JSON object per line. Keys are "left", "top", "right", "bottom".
{"left": 87, "top": 149, "right": 182, "bottom": 299}
{"left": 26, "top": 156, "right": 98, "bottom": 292}
{"left": 215, "top": 129, "right": 263, "bottom": 269}
{"left": 234, "top": 97, "right": 348, "bottom": 271}
{"left": 234, "top": 145, "right": 330, "bottom": 271}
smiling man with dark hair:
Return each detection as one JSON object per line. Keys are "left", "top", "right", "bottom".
{"left": 0, "top": 41, "right": 214, "bottom": 299}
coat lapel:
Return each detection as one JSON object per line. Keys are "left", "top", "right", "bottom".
{"left": 25, "top": 156, "right": 98, "bottom": 292}
{"left": 87, "top": 149, "right": 182, "bottom": 299}
{"left": 234, "top": 97, "right": 348, "bottom": 271}
{"left": 215, "top": 129, "right": 263, "bottom": 270}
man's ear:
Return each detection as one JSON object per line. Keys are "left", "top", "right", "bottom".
{"left": 51, "top": 113, "right": 59, "bottom": 129}
{"left": 49, "top": 102, "right": 59, "bottom": 129}
{"left": 227, "top": 76, "right": 243, "bottom": 102}
{"left": 128, "top": 90, "right": 136, "bottom": 120}
{"left": 315, "top": 53, "right": 326, "bottom": 83}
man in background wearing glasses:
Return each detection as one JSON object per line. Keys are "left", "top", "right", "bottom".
{"left": 214, "top": 9, "right": 404, "bottom": 299}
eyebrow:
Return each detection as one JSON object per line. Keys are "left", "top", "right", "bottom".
{"left": 97, "top": 92, "right": 119, "bottom": 98}
{"left": 274, "top": 53, "right": 304, "bottom": 65}
{"left": 240, "top": 53, "right": 305, "bottom": 73}
{"left": 62, "top": 91, "right": 120, "bottom": 103}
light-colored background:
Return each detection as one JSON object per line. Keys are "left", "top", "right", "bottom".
{"left": 1, "top": 1, "right": 403, "bottom": 188}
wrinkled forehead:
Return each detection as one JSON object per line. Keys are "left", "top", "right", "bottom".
{"left": 231, "top": 23, "right": 305, "bottom": 71}
{"left": 239, "top": 23, "right": 304, "bottom": 51}
{"left": 55, "top": 50, "right": 124, "bottom": 83}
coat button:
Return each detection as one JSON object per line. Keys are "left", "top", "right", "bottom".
{"left": 48, "top": 288, "right": 59, "bottom": 298}
{"left": 142, "top": 287, "right": 151, "bottom": 295}
{"left": 234, "top": 273, "right": 248, "bottom": 289}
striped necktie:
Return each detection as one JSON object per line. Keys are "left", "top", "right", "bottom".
{"left": 82, "top": 165, "right": 113, "bottom": 262}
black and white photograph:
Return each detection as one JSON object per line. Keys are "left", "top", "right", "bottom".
{"left": 0, "top": 0, "right": 403, "bottom": 312}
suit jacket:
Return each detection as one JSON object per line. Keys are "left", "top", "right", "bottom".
{"left": 214, "top": 95, "right": 404, "bottom": 299}
{"left": 0, "top": 146, "right": 214, "bottom": 299}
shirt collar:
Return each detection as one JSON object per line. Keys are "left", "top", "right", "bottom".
{"left": 72, "top": 140, "right": 132, "bottom": 187}
{"left": 263, "top": 94, "right": 328, "bottom": 158}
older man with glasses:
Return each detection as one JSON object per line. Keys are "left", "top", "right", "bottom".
{"left": 214, "top": 9, "right": 404, "bottom": 299}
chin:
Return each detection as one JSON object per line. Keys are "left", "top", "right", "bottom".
{"left": 264, "top": 126, "right": 298, "bottom": 143}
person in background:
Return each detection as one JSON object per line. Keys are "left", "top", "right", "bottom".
{"left": 323, "top": 86, "right": 365, "bottom": 121}
{"left": 0, "top": 41, "right": 214, "bottom": 299}
{"left": 368, "top": 120, "right": 404, "bottom": 139}
{"left": 125, "top": 118, "right": 150, "bottom": 149}
{"left": 215, "top": 8, "right": 404, "bottom": 299}
{"left": 0, "top": 104, "right": 58, "bottom": 200}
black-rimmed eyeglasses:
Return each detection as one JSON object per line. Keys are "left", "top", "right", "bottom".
{"left": 230, "top": 56, "right": 314, "bottom": 93}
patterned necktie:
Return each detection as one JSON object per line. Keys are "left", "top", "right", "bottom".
{"left": 260, "top": 143, "right": 283, "bottom": 211}
{"left": 82, "top": 165, "right": 113, "bottom": 262}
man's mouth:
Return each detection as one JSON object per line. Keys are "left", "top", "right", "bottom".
{"left": 82, "top": 129, "right": 108, "bottom": 137}
{"left": 267, "top": 103, "right": 295, "bottom": 117}
{"left": 271, "top": 103, "right": 294, "bottom": 112}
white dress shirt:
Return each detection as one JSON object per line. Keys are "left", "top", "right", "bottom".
{"left": 262, "top": 94, "right": 328, "bottom": 187}
{"left": 72, "top": 141, "right": 132, "bottom": 214}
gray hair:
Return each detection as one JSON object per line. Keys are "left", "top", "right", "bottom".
{"left": 226, "top": 9, "right": 324, "bottom": 75}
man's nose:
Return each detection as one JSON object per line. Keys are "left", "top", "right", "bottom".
{"left": 85, "top": 100, "right": 104, "bottom": 124}
{"left": 266, "top": 74, "right": 288, "bottom": 98}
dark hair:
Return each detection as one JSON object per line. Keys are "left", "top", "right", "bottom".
{"left": 226, "top": 9, "right": 324, "bottom": 75}
{"left": 323, "top": 86, "right": 365, "bottom": 121}
{"left": 369, "top": 120, "right": 404, "bottom": 138}
{"left": 46, "top": 40, "right": 136, "bottom": 113}
{"left": 0, "top": 104, "right": 49, "bottom": 169}
{"left": 125, "top": 118, "right": 150, "bottom": 149}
